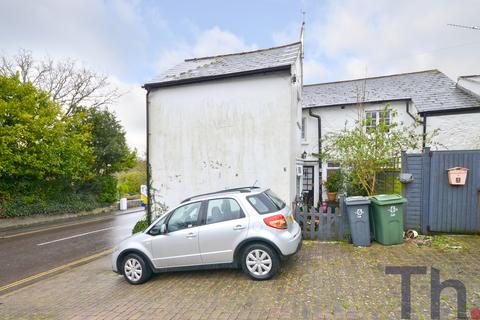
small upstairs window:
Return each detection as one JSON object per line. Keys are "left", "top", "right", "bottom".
{"left": 365, "top": 110, "right": 391, "bottom": 130}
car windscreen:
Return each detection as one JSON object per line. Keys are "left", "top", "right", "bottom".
{"left": 247, "top": 190, "right": 285, "bottom": 214}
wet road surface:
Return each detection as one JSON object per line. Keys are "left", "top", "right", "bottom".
{"left": 0, "top": 209, "right": 144, "bottom": 287}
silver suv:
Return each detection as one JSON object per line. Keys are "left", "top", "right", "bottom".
{"left": 112, "top": 187, "right": 302, "bottom": 284}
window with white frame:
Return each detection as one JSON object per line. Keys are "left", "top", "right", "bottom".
{"left": 301, "top": 117, "right": 306, "bottom": 141}
{"left": 365, "top": 110, "right": 391, "bottom": 130}
{"left": 326, "top": 162, "right": 340, "bottom": 179}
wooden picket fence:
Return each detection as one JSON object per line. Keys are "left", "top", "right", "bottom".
{"left": 293, "top": 198, "right": 350, "bottom": 241}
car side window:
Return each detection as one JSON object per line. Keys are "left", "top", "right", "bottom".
{"left": 206, "top": 198, "right": 245, "bottom": 225}
{"left": 167, "top": 202, "right": 201, "bottom": 232}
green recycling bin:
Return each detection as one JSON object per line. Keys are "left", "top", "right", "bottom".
{"left": 369, "top": 194, "right": 407, "bottom": 245}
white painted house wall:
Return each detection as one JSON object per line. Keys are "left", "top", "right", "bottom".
{"left": 300, "top": 98, "right": 480, "bottom": 204}
{"left": 149, "top": 70, "right": 301, "bottom": 207}
{"left": 300, "top": 100, "right": 419, "bottom": 204}
{"left": 427, "top": 113, "right": 480, "bottom": 150}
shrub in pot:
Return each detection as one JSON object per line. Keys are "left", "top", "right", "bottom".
{"left": 324, "top": 173, "right": 342, "bottom": 202}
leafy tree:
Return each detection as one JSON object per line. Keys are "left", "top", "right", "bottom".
{"left": 0, "top": 75, "right": 94, "bottom": 182}
{"left": 117, "top": 159, "right": 146, "bottom": 197}
{"left": 0, "top": 49, "right": 119, "bottom": 116}
{"left": 321, "top": 105, "right": 437, "bottom": 196}
{"left": 94, "top": 175, "right": 118, "bottom": 203}
{"left": 80, "top": 107, "right": 136, "bottom": 176}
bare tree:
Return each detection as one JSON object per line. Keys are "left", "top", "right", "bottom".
{"left": 0, "top": 49, "right": 120, "bottom": 116}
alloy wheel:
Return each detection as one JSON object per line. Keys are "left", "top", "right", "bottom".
{"left": 124, "top": 258, "right": 143, "bottom": 282}
{"left": 246, "top": 249, "right": 272, "bottom": 276}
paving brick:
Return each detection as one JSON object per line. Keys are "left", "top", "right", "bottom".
{"left": 1, "top": 237, "right": 480, "bottom": 319}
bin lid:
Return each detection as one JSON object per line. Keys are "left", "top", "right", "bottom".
{"left": 370, "top": 194, "right": 407, "bottom": 205}
{"left": 345, "top": 196, "right": 371, "bottom": 205}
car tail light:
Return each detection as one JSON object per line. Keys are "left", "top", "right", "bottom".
{"left": 263, "top": 214, "right": 288, "bottom": 230}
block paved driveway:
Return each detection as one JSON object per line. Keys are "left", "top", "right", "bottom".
{"left": 1, "top": 237, "right": 480, "bottom": 319}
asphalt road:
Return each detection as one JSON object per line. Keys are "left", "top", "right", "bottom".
{"left": 0, "top": 209, "right": 144, "bottom": 287}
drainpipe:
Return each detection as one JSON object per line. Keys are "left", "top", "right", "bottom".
{"left": 308, "top": 109, "right": 322, "bottom": 203}
{"left": 422, "top": 114, "right": 427, "bottom": 150}
{"left": 405, "top": 100, "right": 418, "bottom": 122}
{"left": 405, "top": 100, "right": 427, "bottom": 150}
{"left": 145, "top": 88, "right": 152, "bottom": 224}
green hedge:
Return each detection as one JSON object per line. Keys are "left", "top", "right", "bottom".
{"left": 0, "top": 176, "right": 117, "bottom": 218}
{"left": 0, "top": 192, "right": 107, "bottom": 218}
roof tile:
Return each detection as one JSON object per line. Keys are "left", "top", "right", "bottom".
{"left": 146, "top": 42, "right": 301, "bottom": 86}
{"left": 302, "top": 70, "right": 480, "bottom": 112}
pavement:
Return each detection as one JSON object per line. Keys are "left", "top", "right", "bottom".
{"left": 0, "top": 208, "right": 144, "bottom": 289}
{"left": 1, "top": 236, "right": 480, "bottom": 319}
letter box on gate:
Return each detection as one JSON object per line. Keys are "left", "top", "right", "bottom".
{"left": 447, "top": 167, "right": 468, "bottom": 186}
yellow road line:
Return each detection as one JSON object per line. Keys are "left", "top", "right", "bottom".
{"left": 0, "top": 249, "right": 112, "bottom": 295}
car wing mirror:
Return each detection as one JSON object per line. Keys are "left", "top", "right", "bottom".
{"left": 160, "top": 224, "right": 167, "bottom": 234}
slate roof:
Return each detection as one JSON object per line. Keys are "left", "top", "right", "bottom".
{"left": 146, "top": 42, "right": 301, "bottom": 87}
{"left": 302, "top": 70, "right": 480, "bottom": 113}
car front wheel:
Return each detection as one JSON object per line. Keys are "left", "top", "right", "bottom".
{"left": 241, "top": 243, "right": 279, "bottom": 280}
{"left": 122, "top": 253, "right": 152, "bottom": 285}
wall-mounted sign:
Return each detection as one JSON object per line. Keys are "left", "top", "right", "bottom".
{"left": 140, "top": 184, "right": 148, "bottom": 206}
{"left": 447, "top": 167, "right": 469, "bottom": 185}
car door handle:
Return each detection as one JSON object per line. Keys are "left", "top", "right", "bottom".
{"left": 233, "top": 225, "right": 246, "bottom": 230}
{"left": 185, "top": 232, "right": 197, "bottom": 238}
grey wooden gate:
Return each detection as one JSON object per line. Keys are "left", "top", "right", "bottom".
{"left": 293, "top": 198, "right": 350, "bottom": 241}
{"left": 403, "top": 148, "right": 480, "bottom": 233}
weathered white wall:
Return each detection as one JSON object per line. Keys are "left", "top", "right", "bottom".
{"left": 427, "top": 113, "right": 480, "bottom": 150}
{"left": 430, "top": 77, "right": 480, "bottom": 150}
{"left": 290, "top": 54, "right": 304, "bottom": 199}
{"left": 457, "top": 76, "right": 480, "bottom": 98}
{"left": 149, "top": 70, "right": 298, "bottom": 207}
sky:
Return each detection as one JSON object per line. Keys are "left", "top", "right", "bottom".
{"left": 1, "top": 0, "right": 479, "bottom": 155}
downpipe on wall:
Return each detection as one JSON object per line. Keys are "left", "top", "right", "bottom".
{"left": 308, "top": 109, "right": 322, "bottom": 204}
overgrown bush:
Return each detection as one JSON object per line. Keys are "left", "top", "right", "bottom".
{"left": 117, "top": 160, "right": 146, "bottom": 197}
{"left": 0, "top": 191, "right": 105, "bottom": 218}
{"left": 93, "top": 176, "right": 118, "bottom": 203}
{"left": 0, "top": 177, "right": 116, "bottom": 218}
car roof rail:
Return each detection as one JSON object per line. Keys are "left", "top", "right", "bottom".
{"left": 181, "top": 186, "right": 260, "bottom": 203}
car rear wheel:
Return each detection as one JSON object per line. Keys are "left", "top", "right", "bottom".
{"left": 122, "top": 253, "right": 152, "bottom": 285}
{"left": 241, "top": 243, "right": 279, "bottom": 280}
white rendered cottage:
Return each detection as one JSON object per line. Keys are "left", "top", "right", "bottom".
{"left": 299, "top": 70, "right": 480, "bottom": 206}
{"left": 144, "top": 42, "right": 304, "bottom": 207}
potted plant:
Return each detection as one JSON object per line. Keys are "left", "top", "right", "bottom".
{"left": 324, "top": 173, "right": 342, "bottom": 202}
